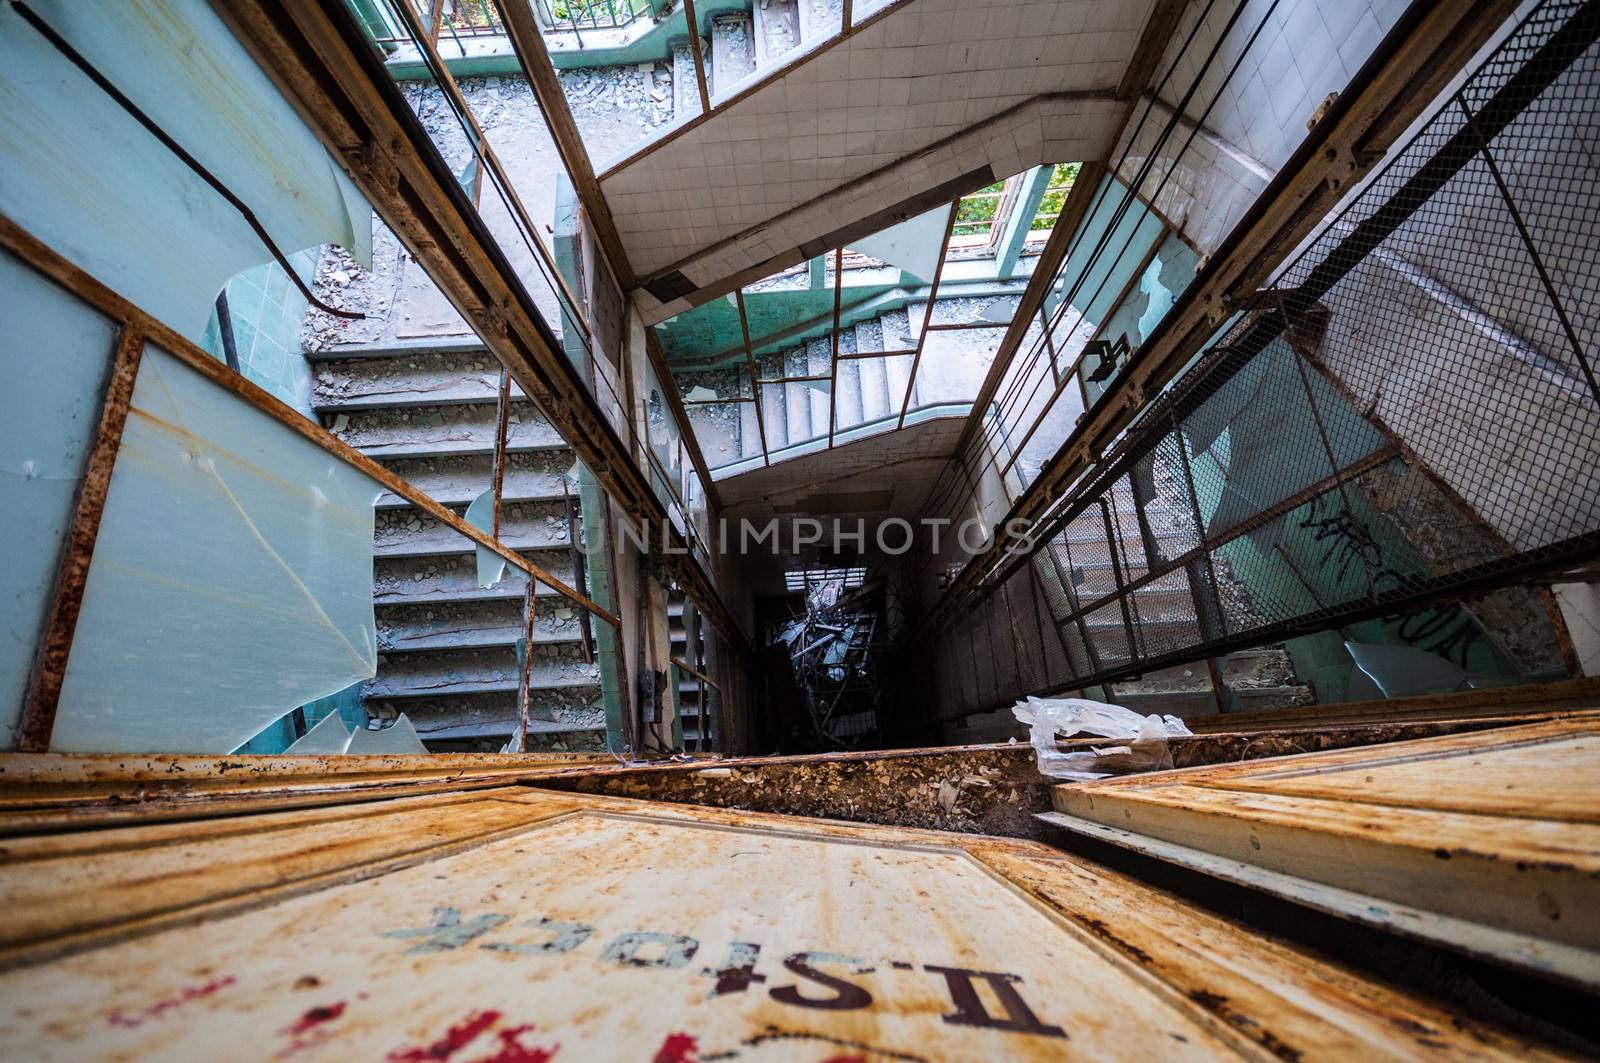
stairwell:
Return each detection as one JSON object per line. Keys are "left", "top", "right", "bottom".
{"left": 1043, "top": 483, "right": 1315, "bottom": 716}
{"left": 310, "top": 340, "right": 608, "bottom": 751}
{"left": 668, "top": 593, "right": 713, "bottom": 749}
{"left": 679, "top": 306, "right": 923, "bottom": 463}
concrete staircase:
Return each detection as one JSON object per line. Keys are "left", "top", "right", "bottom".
{"left": 1042, "top": 484, "right": 1315, "bottom": 716}
{"left": 678, "top": 306, "right": 922, "bottom": 462}
{"left": 668, "top": 594, "right": 713, "bottom": 749}
{"left": 310, "top": 340, "right": 607, "bottom": 751}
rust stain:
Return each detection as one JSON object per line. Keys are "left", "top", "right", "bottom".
{"left": 1076, "top": 918, "right": 1154, "bottom": 966}
{"left": 1184, "top": 990, "right": 1303, "bottom": 1063}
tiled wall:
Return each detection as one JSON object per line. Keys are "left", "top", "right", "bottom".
{"left": 605, "top": 0, "right": 1154, "bottom": 299}
{"left": 199, "top": 248, "right": 319, "bottom": 417}
{"left": 1116, "top": 0, "right": 1408, "bottom": 254}
{"left": 637, "top": 94, "right": 1124, "bottom": 324}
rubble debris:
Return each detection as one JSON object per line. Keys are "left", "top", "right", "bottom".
{"left": 771, "top": 577, "right": 881, "bottom": 748}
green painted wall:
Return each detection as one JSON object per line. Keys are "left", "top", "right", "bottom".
{"left": 657, "top": 275, "right": 1029, "bottom": 368}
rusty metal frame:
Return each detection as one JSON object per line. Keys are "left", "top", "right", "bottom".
{"left": 733, "top": 290, "right": 771, "bottom": 466}
{"left": 826, "top": 246, "right": 843, "bottom": 446}
{"left": 670, "top": 656, "right": 719, "bottom": 693}
{"left": 921, "top": 0, "right": 1524, "bottom": 636}
{"left": 838, "top": 348, "right": 915, "bottom": 361}
{"left": 490, "top": 366, "right": 512, "bottom": 539}
{"left": 678, "top": 0, "right": 712, "bottom": 114}
{"left": 17, "top": 327, "right": 145, "bottom": 754}
{"left": 0, "top": 211, "right": 627, "bottom": 750}
{"left": 211, "top": 0, "right": 747, "bottom": 656}
{"left": 896, "top": 200, "right": 959, "bottom": 428}
{"left": 515, "top": 579, "right": 539, "bottom": 752}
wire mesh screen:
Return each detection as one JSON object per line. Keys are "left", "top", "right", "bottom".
{"left": 914, "top": 0, "right": 1600, "bottom": 720}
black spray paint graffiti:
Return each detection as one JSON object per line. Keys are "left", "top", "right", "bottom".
{"left": 1297, "top": 493, "right": 1494, "bottom": 667}
{"left": 382, "top": 908, "right": 1066, "bottom": 1040}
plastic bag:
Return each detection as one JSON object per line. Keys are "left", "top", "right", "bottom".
{"left": 1012, "top": 696, "right": 1193, "bottom": 780}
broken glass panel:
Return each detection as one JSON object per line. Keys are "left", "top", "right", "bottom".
{"left": 345, "top": 713, "right": 428, "bottom": 753}
{"left": 53, "top": 346, "right": 384, "bottom": 753}
{"left": 0, "top": 252, "right": 118, "bottom": 749}
{"left": 465, "top": 487, "right": 510, "bottom": 589}
{"left": 1046, "top": 174, "right": 1164, "bottom": 326}
{"left": 283, "top": 710, "right": 351, "bottom": 754}
{"left": 0, "top": 0, "right": 371, "bottom": 341}
{"left": 851, "top": 206, "right": 950, "bottom": 285}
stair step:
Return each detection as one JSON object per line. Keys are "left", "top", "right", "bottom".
{"left": 406, "top": 709, "right": 605, "bottom": 743}
{"left": 710, "top": 13, "right": 756, "bottom": 95}
{"left": 374, "top": 555, "right": 577, "bottom": 606}
{"left": 738, "top": 402, "right": 762, "bottom": 460}
{"left": 304, "top": 337, "right": 488, "bottom": 363}
{"left": 313, "top": 350, "right": 518, "bottom": 411}
{"left": 374, "top": 499, "right": 572, "bottom": 558}
{"left": 1220, "top": 647, "right": 1300, "bottom": 688}
{"left": 1108, "top": 689, "right": 1220, "bottom": 715}
{"left": 377, "top": 601, "right": 592, "bottom": 653}
{"left": 1228, "top": 685, "right": 1317, "bottom": 711}
{"left": 858, "top": 355, "right": 891, "bottom": 422}
{"left": 672, "top": 43, "right": 698, "bottom": 117}
{"left": 854, "top": 319, "right": 883, "bottom": 355}
{"left": 759, "top": 352, "right": 789, "bottom": 450}
{"left": 880, "top": 308, "right": 914, "bottom": 349}
{"left": 367, "top": 651, "right": 601, "bottom": 699}
{"left": 884, "top": 353, "right": 914, "bottom": 416}
{"left": 806, "top": 337, "right": 831, "bottom": 439}
{"left": 835, "top": 357, "right": 864, "bottom": 431}
{"left": 372, "top": 453, "right": 574, "bottom": 509}
{"left": 328, "top": 402, "right": 566, "bottom": 459}
{"left": 784, "top": 345, "right": 811, "bottom": 443}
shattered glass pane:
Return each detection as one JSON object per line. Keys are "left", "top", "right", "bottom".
{"left": 0, "top": 0, "right": 371, "bottom": 340}
{"left": 0, "top": 252, "right": 118, "bottom": 749}
{"left": 53, "top": 347, "right": 384, "bottom": 753}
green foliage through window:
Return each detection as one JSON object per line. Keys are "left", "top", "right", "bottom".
{"left": 1031, "top": 162, "right": 1081, "bottom": 231}
{"left": 953, "top": 180, "right": 1005, "bottom": 238}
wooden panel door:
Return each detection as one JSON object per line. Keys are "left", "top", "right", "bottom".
{"left": 1045, "top": 718, "right": 1600, "bottom": 989}
{"left": 0, "top": 784, "right": 1566, "bottom": 1059}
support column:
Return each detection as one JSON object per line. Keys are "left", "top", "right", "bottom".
{"left": 996, "top": 166, "right": 1052, "bottom": 279}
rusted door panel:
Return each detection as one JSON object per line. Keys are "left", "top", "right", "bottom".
{"left": 0, "top": 752, "right": 616, "bottom": 832}
{"left": 1047, "top": 720, "right": 1600, "bottom": 989}
{"left": 0, "top": 789, "right": 1562, "bottom": 1060}
{"left": 0, "top": 787, "right": 590, "bottom": 963}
